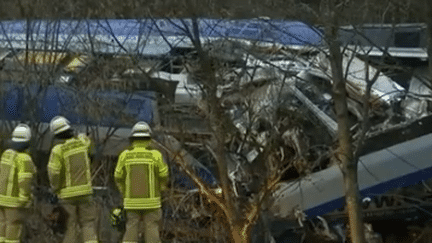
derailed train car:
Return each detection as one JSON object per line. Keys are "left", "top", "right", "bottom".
{"left": 1, "top": 18, "right": 432, "bottom": 242}
{"left": 0, "top": 80, "right": 218, "bottom": 190}
{"left": 270, "top": 121, "right": 432, "bottom": 241}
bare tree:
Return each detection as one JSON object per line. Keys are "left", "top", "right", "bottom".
{"left": 142, "top": 17, "right": 329, "bottom": 242}
{"left": 0, "top": 19, "right": 166, "bottom": 242}
{"left": 0, "top": 1, "right": 429, "bottom": 242}
{"left": 324, "top": 15, "right": 366, "bottom": 243}
{"left": 424, "top": 0, "right": 432, "bottom": 82}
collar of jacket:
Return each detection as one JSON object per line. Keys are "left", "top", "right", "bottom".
{"left": 132, "top": 140, "right": 151, "bottom": 148}
{"left": 8, "top": 141, "right": 30, "bottom": 152}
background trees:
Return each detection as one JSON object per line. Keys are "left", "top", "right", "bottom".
{"left": 0, "top": 1, "right": 430, "bottom": 242}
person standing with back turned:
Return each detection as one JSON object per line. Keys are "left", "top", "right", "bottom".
{"left": 47, "top": 116, "right": 98, "bottom": 243}
{"left": 115, "top": 121, "right": 169, "bottom": 243}
{"left": 0, "top": 124, "right": 36, "bottom": 243}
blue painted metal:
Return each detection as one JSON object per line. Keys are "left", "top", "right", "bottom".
{"left": 0, "top": 82, "right": 156, "bottom": 127}
{"left": 0, "top": 18, "right": 323, "bottom": 43}
{"left": 170, "top": 163, "right": 217, "bottom": 190}
{"left": 0, "top": 17, "right": 323, "bottom": 206}
{"left": 199, "top": 19, "right": 322, "bottom": 45}
{"left": 2, "top": 84, "right": 23, "bottom": 120}
{"left": 271, "top": 132, "right": 432, "bottom": 220}
{"left": 0, "top": 19, "right": 323, "bottom": 55}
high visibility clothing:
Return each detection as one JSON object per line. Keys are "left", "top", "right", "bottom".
{"left": 0, "top": 149, "right": 36, "bottom": 208}
{"left": 114, "top": 140, "right": 168, "bottom": 210}
{"left": 48, "top": 134, "right": 93, "bottom": 199}
{"left": 0, "top": 207, "right": 27, "bottom": 243}
{"left": 122, "top": 209, "right": 162, "bottom": 243}
{"left": 61, "top": 196, "right": 98, "bottom": 243}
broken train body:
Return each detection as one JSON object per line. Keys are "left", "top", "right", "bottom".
{"left": 0, "top": 19, "right": 432, "bottom": 241}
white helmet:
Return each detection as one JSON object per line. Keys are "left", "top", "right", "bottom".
{"left": 130, "top": 121, "right": 151, "bottom": 138}
{"left": 12, "top": 124, "right": 31, "bottom": 142}
{"left": 50, "top": 116, "right": 71, "bottom": 135}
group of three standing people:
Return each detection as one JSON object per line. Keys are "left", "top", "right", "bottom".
{"left": 0, "top": 116, "right": 168, "bottom": 243}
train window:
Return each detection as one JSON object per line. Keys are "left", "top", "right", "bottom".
{"left": 3, "top": 87, "right": 22, "bottom": 120}
{"left": 158, "top": 20, "right": 166, "bottom": 28}
{"left": 226, "top": 28, "right": 241, "bottom": 35}
{"left": 127, "top": 99, "right": 141, "bottom": 114}
{"left": 242, "top": 29, "right": 259, "bottom": 37}
{"left": 394, "top": 31, "right": 420, "bottom": 48}
{"left": 248, "top": 23, "right": 260, "bottom": 29}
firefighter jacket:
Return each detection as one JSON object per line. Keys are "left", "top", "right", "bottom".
{"left": 115, "top": 140, "right": 168, "bottom": 210}
{"left": 48, "top": 134, "right": 93, "bottom": 199}
{"left": 0, "top": 149, "right": 36, "bottom": 208}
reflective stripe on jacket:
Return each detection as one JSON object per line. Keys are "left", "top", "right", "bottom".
{"left": 115, "top": 140, "right": 168, "bottom": 210}
{"left": 48, "top": 134, "right": 93, "bottom": 199}
{"left": 0, "top": 149, "right": 36, "bottom": 207}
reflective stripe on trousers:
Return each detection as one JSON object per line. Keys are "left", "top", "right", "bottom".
{"left": 0, "top": 207, "right": 25, "bottom": 243}
{"left": 4, "top": 240, "right": 20, "bottom": 243}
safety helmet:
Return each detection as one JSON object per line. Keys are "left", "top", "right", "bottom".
{"left": 130, "top": 121, "right": 151, "bottom": 138}
{"left": 11, "top": 124, "right": 31, "bottom": 142}
{"left": 50, "top": 116, "right": 71, "bottom": 135}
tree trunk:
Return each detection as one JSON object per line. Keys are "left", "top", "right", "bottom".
{"left": 231, "top": 227, "right": 247, "bottom": 243}
{"left": 230, "top": 222, "right": 253, "bottom": 243}
{"left": 426, "top": 0, "right": 432, "bottom": 81}
{"left": 325, "top": 4, "right": 365, "bottom": 243}
{"left": 190, "top": 18, "right": 245, "bottom": 242}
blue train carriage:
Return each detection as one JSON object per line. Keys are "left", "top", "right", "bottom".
{"left": 0, "top": 80, "right": 158, "bottom": 154}
{"left": 0, "top": 80, "right": 217, "bottom": 188}
{"left": 0, "top": 18, "right": 323, "bottom": 56}
{"left": 270, "top": 127, "right": 432, "bottom": 227}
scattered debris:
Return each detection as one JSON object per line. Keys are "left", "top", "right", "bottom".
{"left": 0, "top": 21, "right": 431, "bottom": 242}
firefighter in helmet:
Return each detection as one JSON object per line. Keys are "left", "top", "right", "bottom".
{"left": 47, "top": 116, "right": 98, "bottom": 243}
{"left": 0, "top": 124, "right": 36, "bottom": 243}
{"left": 114, "top": 121, "right": 169, "bottom": 243}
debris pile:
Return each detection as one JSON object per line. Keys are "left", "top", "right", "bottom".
{"left": 1, "top": 29, "right": 431, "bottom": 241}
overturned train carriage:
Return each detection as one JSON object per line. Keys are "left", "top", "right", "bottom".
{"left": 0, "top": 82, "right": 156, "bottom": 151}
{"left": 1, "top": 18, "right": 432, "bottom": 241}
{"left": 269, "top": 119, "right": 432, "bottom": 241}
{"left": 0, "top": 81, "right": 217, "bottom": 191}
{"left": 269, "top": 25, "right": 432, "bottom": 241}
